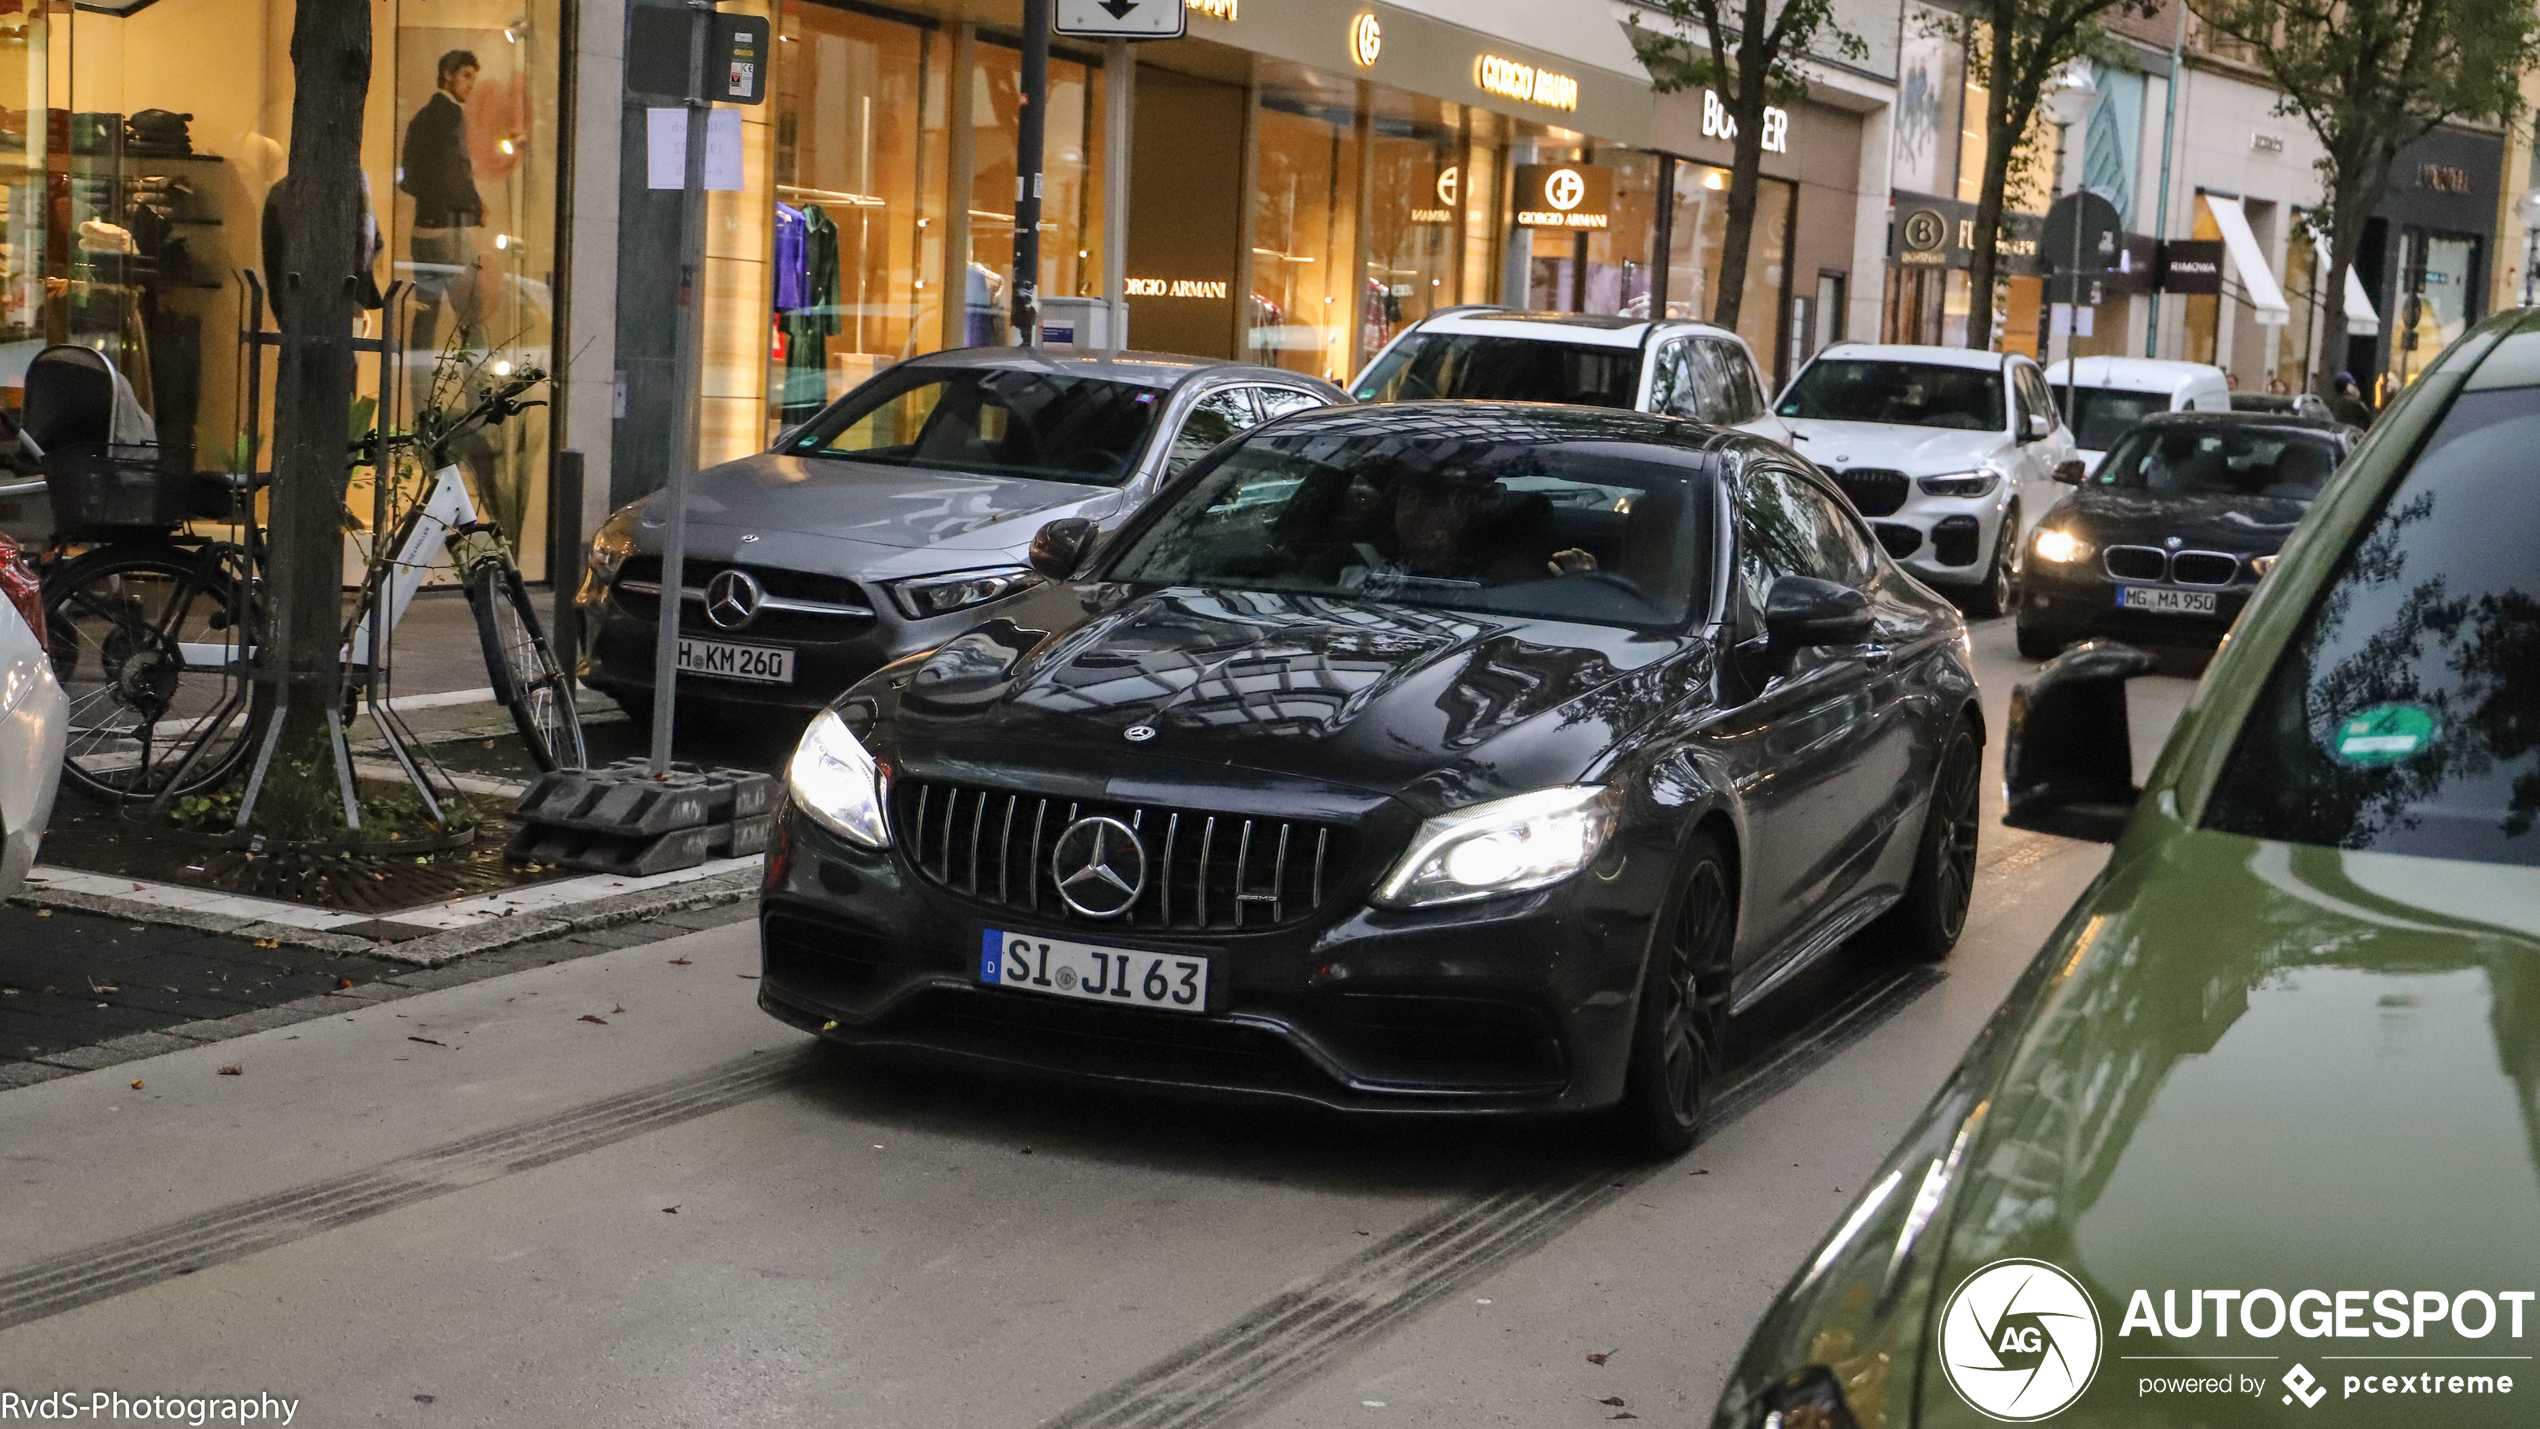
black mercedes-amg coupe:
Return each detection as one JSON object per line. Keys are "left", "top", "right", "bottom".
{"left": 758, "top": 404, "right": 1982, "bottom": 1154}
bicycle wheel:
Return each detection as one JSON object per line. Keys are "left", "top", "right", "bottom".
{"left": 42, "top": 543, "right": 258, "bottom": 802}
{"left": 466, "top": 555, "right": 586, "bottom": 772}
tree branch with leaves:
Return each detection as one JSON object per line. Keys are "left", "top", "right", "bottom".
{"left": 1629, "top": 0, "right": 1865, "bottom": 335}
{"left": 2192, "top": 0, "right": 2539, "bottom": 391}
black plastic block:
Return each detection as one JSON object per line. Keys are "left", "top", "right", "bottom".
{"left": 512, "top": 758, "right": 781, "bottom": 838}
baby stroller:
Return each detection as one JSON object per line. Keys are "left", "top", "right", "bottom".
{"left": 18, "top": 343, "right": 173, "bottom": 536}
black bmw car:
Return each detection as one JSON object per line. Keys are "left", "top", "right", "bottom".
{"left": 758, "top": 404, "right": 1982, "bottom": 1154}
{"left": 2015, "top": 411, "right": 2354, "bottom": 657}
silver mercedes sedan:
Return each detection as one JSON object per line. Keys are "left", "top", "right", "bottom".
{"left": 577, "top": 348, "right": 1344, "bottom": 723}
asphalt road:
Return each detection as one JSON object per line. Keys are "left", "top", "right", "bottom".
{"left": 0, "top": 618, "right": 2196, "bottom": 1428}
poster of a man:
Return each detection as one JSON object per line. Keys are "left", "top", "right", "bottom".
{"left": 402, "top": 48, "right": 485, "bottom": 359}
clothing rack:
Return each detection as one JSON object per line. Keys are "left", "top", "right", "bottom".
{"left": 775, "top": 183, "right": 886, "bottom": 207}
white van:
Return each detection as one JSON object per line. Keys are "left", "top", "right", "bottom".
{"left": 2039, "top": 356, "right": 2231, "bottom": 474}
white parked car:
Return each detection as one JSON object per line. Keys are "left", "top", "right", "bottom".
{"left": 2040, "top": 355, "right": 2231, "bottom": 474}
{"left": 0, "top": 540, "right": 64, "bottom": 897}
{"left": 1350, "top": 307, "right": 1793, "bottom": 442}
{"left": 1773, "top": 342, "right": 2080, "bottom": 616}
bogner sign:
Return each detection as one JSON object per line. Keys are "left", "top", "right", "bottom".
{"left": 1515, "top": 164, "right": 1614, "bottom": 230}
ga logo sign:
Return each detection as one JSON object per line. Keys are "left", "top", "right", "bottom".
{"left": 1940, "top": 1259, "right": 2104, "bottom": 1420}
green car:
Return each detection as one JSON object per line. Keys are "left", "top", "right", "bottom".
{"left": 1711, "top": 310, "right": 2540, "bottom": 1428}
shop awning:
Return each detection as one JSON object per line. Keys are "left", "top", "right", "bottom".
{"left": 2205, "top": 196, "right": 2291, "bottom": 326}
{"left": 2310, "top": 232, "right": 2382, "bottom": 337}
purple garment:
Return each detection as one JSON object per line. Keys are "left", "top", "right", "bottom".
{"left": 774, "top": 203, "right": 809, "bottom": 312}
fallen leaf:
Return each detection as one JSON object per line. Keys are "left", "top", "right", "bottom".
{"left": 578, "top": 1014, "right": 609, "bottom": 1025}
{"left": 610, "top": 1005, "right": 625, "bottom": 1014}
{"left": 821, "top": 1019, "right": 839, "bottom": 1032}
{"left": 1585, "top": 1351, "right": 1611, "bottom": 1366}
{"left": 254, "top": 939, "right": 279, "bottom": 949}
{"left": 661, "top": 1205, "right": 680, "bottom": 1214}
{"left": 337, "top": 978, "right": 355, "bottom": 989}
{"left": 35, "top": 908, "right": 50, "bottom": 917}
{"left": 1019, "top": 1146, "right": 1034, "bottom": 1155}
{"left": 129, "top": 1080, "right": 144, "bottom": 1090}
{"left": 1355, "top": 1230, "right": 1370, "bottom": 1236}
{"left": 413, "top": 1395, "right": 434, "bottom": 1405}
{"left": 1610, "top": 1415, "right": 1637, "bottom": 1421}
{"left": 668, "top": 958, "right": 693, "bottom": 966}
{"left": 130, "top": 883, "right": 143, "bottom": 891}
{"left": 737, "top": 973, "right": 760, "bottom": 980}
{"left": 1598, "top": 1398, "right": 1626, "bottom": 1407}
{"left": 408, "top": 1036, "right": 448, "bottom": 1047}
{"left": 217, "top": 1066, "right": 242, "bottom": 1076}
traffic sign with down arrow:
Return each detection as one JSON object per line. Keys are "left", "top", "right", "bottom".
{"left": 1055, "top": 0, "right": 1187, "bottom": 38}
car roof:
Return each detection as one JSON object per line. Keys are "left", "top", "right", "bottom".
{"left": 1251, "top": 398, "right": 1746, "bottom": 455}
{"left": 908, "top": 345, "right": 1336, "bottom": 392}
{"left": 2040, "top": 356, "right": 2226, "bottom": 393}
{"left": 1809, "top": 342, "right": 2014, "bottom": 372}
{"left": 1401, "top": 308, "right": 1751, "bottom": 351}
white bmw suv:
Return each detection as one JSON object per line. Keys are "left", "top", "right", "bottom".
{"left": 1774, "top": 343, "right": 2080, "bottom": 616}
{"left": 1350, "top": 308, "right": 1793, "bottom": 442}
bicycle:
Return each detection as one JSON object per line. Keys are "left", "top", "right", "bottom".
{"left": 352, "top": 364, "right": 585, "bottom": 773}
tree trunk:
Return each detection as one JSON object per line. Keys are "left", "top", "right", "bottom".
{"left": 2314, "top": 150, "right": 2392, "bottom": 396}
{"left": 1965, "top": 27, "right": 2024, "bottom": 350}
{"left": 1711, "top": 66, "right": 1774, "bottom": 336}
{"left": 259, "top": 0, "right": 372, "bottom": 834}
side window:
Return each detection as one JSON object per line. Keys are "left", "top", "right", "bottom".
{"left": 1165, "top": 388, "right": 1263, "bottom": 476}
{"left": 1735, "top": 468, "right": 1869, "bottom": 618}
{"left": 1790, "top": 478, "right": 1878, "bottom": 584}
{"left": 2015, "top": 365, "right": 2056, "bottom": 433}
{"left": 1649, "top": 340, "right": 1697, "bottom": 418}
{"left": 1706, "top": 341, "right": 1766, "bottom": 424}
{"left": 1255, "top": 386, "right": 1328, "bottom": 419}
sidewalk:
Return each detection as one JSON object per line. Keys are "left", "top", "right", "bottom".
{"left": 4, "top": 589, "right": 780, "bottom": 1080}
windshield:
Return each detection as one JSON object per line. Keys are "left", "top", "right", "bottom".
{"left": 2203, "top": 384, "right": 2540, "bottom": 865}
{"left": 1354, "top": 334, "right": 1641, "bottom": 408}
{"left": 1108, "top": 430, "right": 1711, "bottom": 628}
{"left": 2095, "top": 423, "right": 2341, "bottom": 499}
{"left": 2061, "top": 386, "right": 2171, "bottom": 450}
{"left": 1776, "top": 359, "right": 2005, "bottom": 431}
{"left": 785, "top": 366, "right": 1165, "bottom": 486}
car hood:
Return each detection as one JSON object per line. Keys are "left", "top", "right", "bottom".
{"left": 871, "top": 584, "right": 1696, "bottom": 805}
{"left": 1778, "top": 418, "right": 2010, "bottom": 475}
{"left": 1911, "top": 827, "right": 2540, "bottom": 1426}
{"left": 2047, "top": 486, "right": 2310, "bottom": 553}
{"left": 629, "top": 451, "right": 1133, "bottom": 575}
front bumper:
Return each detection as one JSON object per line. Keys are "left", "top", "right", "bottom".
{"left": 580, "top": 571, "right": 974, "bottom": 716}
{"left": 2020, "top": 560, "right": 2256, "bottom": 646}
{"left": 1863, "top": 493, "right": 2008, "bottom": 590}
{"left": 756, "top": 806, "right": 1665, "bottom": 1114}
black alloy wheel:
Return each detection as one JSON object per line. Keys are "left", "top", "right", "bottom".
{"left": 1616, "top": 833, "right": 1736, "bottom": 1158}
{"left": 1872, "top": 718, "right": 1981, "bottom": 961}
{"left": 1961, "top": 514, "right": 2018, "bottom": 620}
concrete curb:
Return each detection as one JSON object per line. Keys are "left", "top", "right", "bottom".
{"left": 8, "top": 868, "right": 762, "bottom": 966}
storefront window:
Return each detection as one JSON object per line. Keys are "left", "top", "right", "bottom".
{"left": 965, "top": 33, "right": 1103, "bottom": 347}
{"left": 1661, "top": 160, "right": 1788, "bottom": 358}
{"left": 43, "top": 0, "right": 562, "bottom": 576}
{"left": 767, "top": 0, "right": 945, "bottom": 429}
{"left": 2393, "top": 231, "right": 2476, "bottom": 388}
{"left": 1251, "top": 69, "right": 1358, "bottom": 382}
{"left": 1362, "top": 90, "right": 1465, "bottom": 361}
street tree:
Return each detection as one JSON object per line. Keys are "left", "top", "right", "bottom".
{"left": 1937, "top": 0, "right": 2147, "bottom": 349}
{"left": 1628, "top": 0, "right": 1864, "bottom": 333}
{"left": 2192, "top": 0, "right": 2540, "bottom": 392}
{"left": 259, "top": 0, "right": 373, "bottom": 833}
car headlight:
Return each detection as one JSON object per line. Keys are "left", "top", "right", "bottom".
{"left": 2250, "top": 553, "right": 2279, "bottom": 576}
{"left": 1372, "top": 786, "right": 1618, "bottom": 909}
{"left": 890, "top": 567, "right": 1043, "bottom": 620}
{"left": 2031, "top": 527, "right": 2092, "bottom": 564}
{"left": 786, "top": 708, "right": 890, "bottom": 847}
{"left": 1916, "top": 471, "right": 1998, "bottom": 498}
{"left": 585, "top": 504, "right": 640, "bottom": 586}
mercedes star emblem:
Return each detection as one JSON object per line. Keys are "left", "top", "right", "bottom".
{"left": 1124, "top": 725, "right": 1156, "bottom": 743}
{"left": 704, "top": 568, "right": 764, "bottom": 630}
{"left": 1051, "top": 816, "right": 1148, "bottom": 919}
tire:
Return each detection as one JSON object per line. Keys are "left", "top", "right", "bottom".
{"left": 466, "top": 557, "right": 587, "bottom": 773}
{"left": 2015, "top": 619, "right": 2068, "bottom": 660}
{"left": 1960, "top": 513, "right": 2017, "bottom": 620}
{"left": 1613, "top": 833, "right": 1736, "bottom": 1159}
{"left": 41, "top": 544, "right": 258, "bottom": 803}
{"left": 1871, "top": 717, "right": 1981, "bottom": 962}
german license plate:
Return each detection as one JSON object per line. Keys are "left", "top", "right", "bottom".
{"left": 676, "top": 637, "right": 795, "bottom": 684}
{"left": 981, "top": 930, "right": 1209, "bottom": 1013}
{"left": 2117, "top": 587, "right": 2218, "bottom": 616}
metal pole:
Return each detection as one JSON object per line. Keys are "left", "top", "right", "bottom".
{"left": 2145, "top": 0, "right": 2188, "bottom": 358}
{"left": 1011, "top": 0, "right": 1051, "bottom": 345}
{"left": 650, "top": 0, "right": 714, "bottom": 774}
{"left": 1103, "top": 37, "right": 1133, "bottom": 358}
{"left": 2060, "top": 121, "right": 2082, "bottom": 430}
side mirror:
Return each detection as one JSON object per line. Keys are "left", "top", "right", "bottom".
{"left": 2024, "top": 412, "right": 2055, "bottom": 441}
{"left": 2004, "top": 640, "right": 2158, "bottom": 842}
{"left": 1027, "top": 517, "right": 1098, "bottom": 580}
{"left": 1763, "top": 576, "right": 1872, "bottom": 651}
{"left": 2053, "top": 459, "right": 2086, "bottom": 484}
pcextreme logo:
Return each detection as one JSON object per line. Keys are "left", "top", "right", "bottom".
{"left": 1940, "top": 1259, "right": 2104, "bottom": 1421}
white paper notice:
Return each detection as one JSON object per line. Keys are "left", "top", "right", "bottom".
{"left": 647, "top": 107, "right": 744, "bottom": 191}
